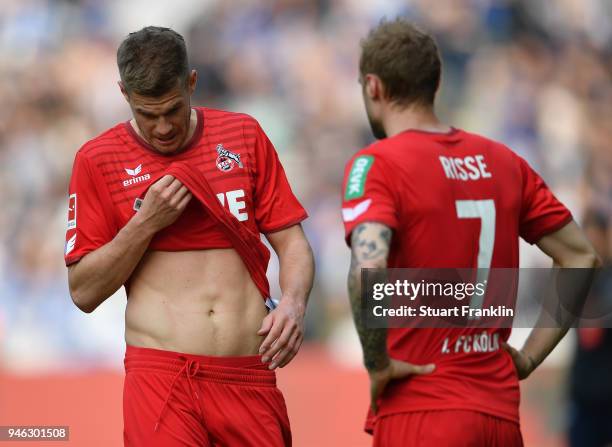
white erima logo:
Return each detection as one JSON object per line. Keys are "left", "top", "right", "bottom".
{"left": 125, "top": 164, "right": 142, "bottom": 176}
{"left": 123, "top": 164, "right": 150, "bottom": 187}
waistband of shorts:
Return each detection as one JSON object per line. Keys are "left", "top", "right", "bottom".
{"left": 124, "top": 345, "right": 276, "bottom": 387}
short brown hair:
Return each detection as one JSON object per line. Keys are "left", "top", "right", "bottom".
{"left": 117, "top": 26, "right": 189, "bottom": 96}
{"left": 360, "top": 18, "right": 441, "bottom": 106}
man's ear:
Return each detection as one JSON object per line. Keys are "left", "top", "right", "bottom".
{"left": 188, "top": 70, "right": 197, "bottom": 95}
{"left": 118, "top": 81, "right": 130, "bottom": 102}
{"left": 364, "top": 74, "right": 384, "bottom": 101}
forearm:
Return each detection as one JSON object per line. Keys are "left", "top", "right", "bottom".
{"left": 348, "top": 260, "right": 389, "bottom": 371}
{"left": 68, "top": 215, "right": 155, "bottom": 312}
{"left": 519, "top": 327, "right": 567, "bottom": 370}
{"left": 277, "top": 235, "right": 314, "bottom": 307}
{"left": 520, "top": 240, "right": 600, "bottom": 370}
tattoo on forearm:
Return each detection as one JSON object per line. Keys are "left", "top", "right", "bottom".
{"left": 347, "top": 223, "right": 392, "bottom": 371}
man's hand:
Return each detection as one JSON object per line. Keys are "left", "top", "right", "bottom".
{"left": 67, "top": 175, "right": 191, "bottom": 313}
{"left": 369, "top": 359, "right": 435, "bottom": 413}
{"left": 135, "top": 175, "right": 192, "bottom": 233}
{"left": 257, "top": 298, "right": 306, "bottom": 370}
{"left": 502, "top": 342, "right": 536, "bottom": 380}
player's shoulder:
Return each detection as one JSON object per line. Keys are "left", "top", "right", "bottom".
{"left": 77, "top": 122, "right": 129, "bottom": 161}
{"left": 198, "top": 106, "right": 261, "bottom": 131}
{"left": 460, "top": 128, "right": 521, "bottom": 162}
{"left": 345, "top": 139, "right": 389, "bottom": 167}
{"left": 344, "top": 137, "right": 406, "bottom": 182}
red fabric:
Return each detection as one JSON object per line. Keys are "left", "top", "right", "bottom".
{"left": 578, "top": 327, "right": 605, "bottom": 350}
{"left": 372, "top": 410, "right": 523, "bottom": 447}
{"left": 341, "top": 128, "right": 573, "bottom": 427}
{"left": 64, "top": 107, "right": 307, "bottom": 265}
{"left": 123, "top": 345, "right": 291, "bottom": 447}
{"left": 138, "top": 160, "right": 272, "bottom": 299}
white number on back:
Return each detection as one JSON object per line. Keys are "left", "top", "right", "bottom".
{"left": 455, "top": 199, "right": 496, "bottom": 317}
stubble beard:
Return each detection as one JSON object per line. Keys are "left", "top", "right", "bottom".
{"left": 367, "top": 114, "right": 387, "bottom": 140}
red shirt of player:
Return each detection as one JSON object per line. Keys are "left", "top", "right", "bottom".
{"left": 342, "top": 128, "right": 572, "bottom": 427}
{"left": 65, "top": 107, "right": 307, "bottom": 291}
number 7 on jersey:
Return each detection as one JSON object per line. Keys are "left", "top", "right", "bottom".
{"left": 455, "top": 199, "right": 496, "bottom": 317}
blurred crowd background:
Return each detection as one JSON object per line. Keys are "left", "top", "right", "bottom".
{"left": 0, "top": 0, "right": 611, "bottom": 444}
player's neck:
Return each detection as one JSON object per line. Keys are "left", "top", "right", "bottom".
{"left": 383, "top": 104, "right": 450, "bottom": 137}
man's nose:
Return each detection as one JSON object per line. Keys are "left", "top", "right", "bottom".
{"left": 155, "top": 117, "right": 172, "bottom": 136}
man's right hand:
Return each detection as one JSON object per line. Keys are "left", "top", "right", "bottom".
{"left": 68, "top": 175, "right": 191, "bottom": 313}
{"left": 369, "top": 359, "right": 435, "bottom": 414}
{"left": 135, "top": 175, "right": 192, "bottom": 234}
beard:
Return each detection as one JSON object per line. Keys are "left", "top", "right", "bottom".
{"left": 364, "top": 99, "right": 387, "bottom": 139}
{"left": 367, "top": 114, "right": 387, "bottom": 140}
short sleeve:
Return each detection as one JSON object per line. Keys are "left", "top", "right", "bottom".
{"left": 252, "top": 121, "right": 308, "bottom": 233}
{"left": 518, "top": 157, "right": 572, "bottom": 244}
{"left": 341, "top": 152, "right": 398, "bottom": 246}
{"left": 64, "top": 151, "right": 116, "bottom": 265}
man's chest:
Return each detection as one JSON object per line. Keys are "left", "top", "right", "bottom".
{"left": 98, "top": 142, "right": 256, "bottom": 227}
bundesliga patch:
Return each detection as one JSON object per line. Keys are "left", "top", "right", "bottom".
{"left": 67, "top": 193, "right": 77, "bottom": 230}
{"left": 133, "top": 198, "right": 143, "bottom": 212}
{"left": 216, "top": 144, "right": 243, "bottom": 172}
{"left": 345, "top": 155, "right": 374, "bottom": 200}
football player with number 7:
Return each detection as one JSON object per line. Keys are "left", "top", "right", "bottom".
{"left": 342, "top": 18, "right": 600, "bottom": 446}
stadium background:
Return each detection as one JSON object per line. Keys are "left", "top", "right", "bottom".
{"left": 0, "top": 0, "right": 610, "bottom": 445}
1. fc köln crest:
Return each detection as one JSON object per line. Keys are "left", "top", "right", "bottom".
{"left": 215, "top": 144, "right": 243, "bottom": 172}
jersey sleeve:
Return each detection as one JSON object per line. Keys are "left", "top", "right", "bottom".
{"left": 341, "top": 152, "right": 398, "bottom": 246}
{"left": 64, "top": 151, "right": 116, "bottom": 265}
{"left": 518, "top": 157, "right": 573, "bottom": 244}
{"left": 251, "top": 121, "right": 308, "bottom": 233}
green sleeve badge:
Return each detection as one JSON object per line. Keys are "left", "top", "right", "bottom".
{"left": 344, "top": 155, "right": 374, "bottom": 200}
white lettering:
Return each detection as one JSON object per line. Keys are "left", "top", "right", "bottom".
{"left": 216, "top": 193, "right": 225, "bottom": 206}
{"left": 439, "top": 155, "right": 492, "bottom": 181}
{"left": 475, "top": 155, "right": 491, "bottom": 178}
{"left": 123, "top": 173, "right": 151, "bottom": 187}
{"left": 348, "top": 158, "right": 370, "bottom": 194}
{"left": 226, "top": 190, "right": 247, "bottom": 221}
{"left": 217, "top": 189, "right": 248, "bottom": 221}
{"left": 464, "top": 156, "right": 480, "bottom": 180}
{"left": 454, "top": 158, "right": 468, "bottom": 181}
{"left": 447, "top": 331, "right": 501, "bottom": 355}
{"left": 439, "top": 156, "right": 455, "bottom": 179}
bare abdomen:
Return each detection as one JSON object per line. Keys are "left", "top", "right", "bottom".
{"left": 125, "top": 249, "right": 267, "bottom": 356}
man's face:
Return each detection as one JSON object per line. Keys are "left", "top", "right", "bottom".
{"left": 122, "top": 71, "right": 196, "bottom": 154}
{"left": 361, "top": 75, "right": 387, "bottom": 140}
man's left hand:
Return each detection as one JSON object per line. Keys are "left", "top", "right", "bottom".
{"left": 502, "top": 342, "right": 536, "bottom": 380}
{"left": 258, "top": 297, "right": 305, "bottom": 369}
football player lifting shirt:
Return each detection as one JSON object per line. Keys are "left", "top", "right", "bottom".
{"left": 65, "top": 27, "right": 314, "bottom": 447}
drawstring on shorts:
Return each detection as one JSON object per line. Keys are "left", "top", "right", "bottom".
{"left": 154, "top": 357, "right": 200, "bottom": 432}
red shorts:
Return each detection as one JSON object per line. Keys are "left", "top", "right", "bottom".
{"left": 373, "top": 410, "right": 523, "bottom": 447}
{"left": 123, "top": 345, "right": 291, "bottom": 446}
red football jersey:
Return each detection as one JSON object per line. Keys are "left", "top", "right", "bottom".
{"left": 342, "top": 128, "right": 572, "bottom": 426}
{"left": 64, "top": 107, "right": 307, "bottom": 286}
